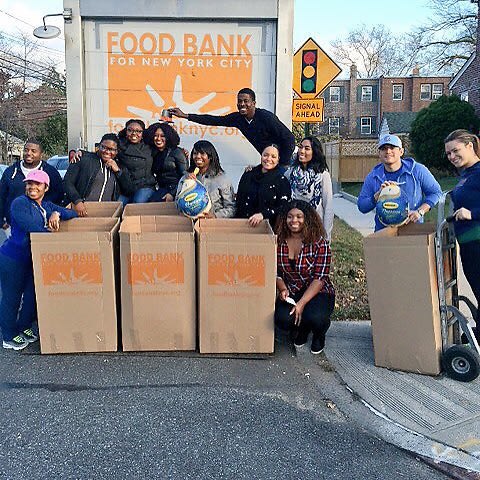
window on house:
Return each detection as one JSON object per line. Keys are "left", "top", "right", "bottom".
{"left": 432, "top": 84, "right": 443, "bottom": 99}
{"left": 329, "top": 86, "right": 340, "bottom": 102}
{"left": 460, "top": 91, "right": 469, "bottom": 102}
{"left": 361, "top": 86, "right": 373, "bottom": 102}
{"left": 360, "top": 117, "right": 372, "bottom": 135}
{"left": 420, "top": 84, "right": 432, "bottom": 100}
{"left": 393, "top": 84, "right": 403, "bottom": 101}
{"left": 328, "top": 117, "right": 340, "bottom": 134}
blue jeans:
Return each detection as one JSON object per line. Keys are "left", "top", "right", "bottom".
{"left": 118, "top": 187, "right": 155, "bottom": 206}
{"left": 0, "top": 252, "right": 36, "bottom": 341}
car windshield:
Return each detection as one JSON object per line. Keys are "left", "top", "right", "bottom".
{"left": 47, "top": 156, "right": 69, "bottom": 171}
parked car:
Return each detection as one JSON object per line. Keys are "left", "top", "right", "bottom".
{"left": 47, "top": 155, "right": 69, "bottom": 178}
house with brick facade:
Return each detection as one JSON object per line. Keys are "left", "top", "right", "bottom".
{"left": 449, "top": 1, "right": 480, "bottom": 118}
{"left": 317, "top": 65, "right": 451, "bottom": 139}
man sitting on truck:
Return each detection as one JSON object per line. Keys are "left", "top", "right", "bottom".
{"left": 169, "top": 87, "right": 295, "bottom": 167}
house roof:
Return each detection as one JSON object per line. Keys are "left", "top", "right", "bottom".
{"left": 381, "top": 111, "right": 418, "bottom": 134}
{"left": 449, "top": 52, "right": 476, "bottom": 89}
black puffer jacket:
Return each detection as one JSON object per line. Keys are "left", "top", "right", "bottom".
{"left": 117, "top": 139, "right": 156, "bottom": 191}
{"left": 235, "top": 165, "right": 291, "bottom": 225}
{"left": 152, "top": 147, "right": 188, "bottom": 197}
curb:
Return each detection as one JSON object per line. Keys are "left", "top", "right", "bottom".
{"left": 339, "top": 191, "right": 358, "bottom": 204}
{"left": 295, "top": 348, "right": 480, "bottom": 475}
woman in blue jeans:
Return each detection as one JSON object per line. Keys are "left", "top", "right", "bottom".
{"left": 0, "top": 170, "right": 77, "bottom": 350}
{"left": 274, "top": 200, "right": 335, "bottom": 354}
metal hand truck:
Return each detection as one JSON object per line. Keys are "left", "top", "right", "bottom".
{"left": 435, "top": 191, "right": 480, "bottom": 382}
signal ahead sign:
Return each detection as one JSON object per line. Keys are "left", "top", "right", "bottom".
{"left": 292, "top": 98, "right": 324, "bottom": 123}
{"left": 293, "top": 38, "right": 341, "bottom": 99}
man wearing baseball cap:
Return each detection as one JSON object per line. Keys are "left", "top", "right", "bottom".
{"left": 357, "top": 134, "right": 442, "bottom": 231}
{"left": 0, "top": 169, "right": 77, "bottom": 351}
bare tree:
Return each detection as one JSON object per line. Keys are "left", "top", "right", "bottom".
{"left": 414, "top": 0, "right": 478, "bottom": 72}
{"left": 0, "top": 31, "right": 66, "bottom": 162}
{"left": 330, "top": 24, "right": 420, "bottom": 77}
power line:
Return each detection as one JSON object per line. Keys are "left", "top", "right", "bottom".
{"left": 0, "top": 60, "right": 64, "bottom": 88}
{"left": 0, "top": 30, "right": 64, "bottom": 57}
{"left": 2, "top": 49, "right": 64, "bottom": 73}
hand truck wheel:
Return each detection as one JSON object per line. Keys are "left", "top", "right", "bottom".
{"left": 442, "top": 345, "right": 480, "bottom": 382}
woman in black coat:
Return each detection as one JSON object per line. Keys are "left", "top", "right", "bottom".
{"left": 143, "top": 122, "right": 188, "bottom": 202}
{"left": 116, "top": 119, "right": 156, "bottom": 204}
{"left": 236, "top": 144, "right": 291, "bottom": 227}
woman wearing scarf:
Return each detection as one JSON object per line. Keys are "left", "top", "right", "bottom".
{"left": 285, "top": 136, "right": 333, "bottom": 240}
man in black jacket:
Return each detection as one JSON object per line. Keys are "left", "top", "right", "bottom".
{"left": 63, "top": 133, "right": 134, "bottom": 216}
{"left": 169, "top": 88, "right": 295, "bottom": 166}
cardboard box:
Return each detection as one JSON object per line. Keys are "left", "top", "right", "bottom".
{"left": 195, "top": 218, "right": 276, "bottom": 354}
{"left": 67, "top": 201, "right": 123, "bottom": 217}
{"left": 120, "top": 216, "right": 196, "bottom": 351}
{"left": 123, "top": 202, "right": 180, "bottom": 217}
{"left": 31, "top": 218, "right": 120, "bottom": 354}
{"left": 363, "top": 223, "right": 444, "bottom": 375}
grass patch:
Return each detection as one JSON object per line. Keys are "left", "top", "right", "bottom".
{"left": 330, "top": 217, "right": 369, "bottom": 321}
{"left": 341, "top": 182, "right": 363, "bottom": 198}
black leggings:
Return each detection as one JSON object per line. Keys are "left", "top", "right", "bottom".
{"left": 275, "top": 292, "right": 335, "bottom": 338}
{"left": 459, "top": 240, "right": 480, "bottom": 322}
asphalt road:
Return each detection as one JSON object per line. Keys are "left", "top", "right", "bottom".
{"left": 0, "top": 335, "right": 449, "bottom": 480}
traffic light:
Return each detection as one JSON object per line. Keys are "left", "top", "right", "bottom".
{"left": 300, "top": 49, "right": 318, "bottom": 94}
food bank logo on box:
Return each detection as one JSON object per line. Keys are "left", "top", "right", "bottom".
{"left": 127, "top": 252, "right": 184, "bottom": 285}
{"left": 106, "top": 28, "right": 253, "bottom": 123}
{"left": 207, "top": 254, "right": 265, "bottom": 287}
{"left": 40, "top": 252, "right": 102, "bottom": 285}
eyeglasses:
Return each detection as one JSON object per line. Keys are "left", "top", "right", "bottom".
{"left": 126, "top": 128, "right": 143, "bottom": 134}
{"left": 99, "top": 144, "right": 118, "bottom": 153}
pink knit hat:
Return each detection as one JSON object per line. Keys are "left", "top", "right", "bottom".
{"left": 23, "top": 170, "right": 50, "bottom": 186}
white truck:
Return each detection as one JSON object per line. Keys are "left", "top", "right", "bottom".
{"left": 64, "top": 0, "right": 294, "bottom": 185}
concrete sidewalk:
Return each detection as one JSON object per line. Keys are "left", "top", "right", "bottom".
{"left": 324, "top": 194, "right": 480, "bottom": 473}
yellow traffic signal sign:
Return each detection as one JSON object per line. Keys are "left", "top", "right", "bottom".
{"left": 293, "top": 38, "right": 341, "bottom": 99}
{"left": 292, "top": 98, "right": 324, "bottom": 123}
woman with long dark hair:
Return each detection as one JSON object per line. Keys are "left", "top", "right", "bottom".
{"left": 176, "top": 140, "right": 235, "bottom": 218}
{"left": 236, "top": 144, "right": 291, "bottom": 227}
{"left": 275, "top": 200, "right": 335, "bottom": 354}
{"left": 143, "top": 122, "right": 188, "bottom": 202}
{"left": 444, "top": 129, "right": 480, "bottom": 342}
{"left": 285, "top": 136, "right": 333, "bottom": 240}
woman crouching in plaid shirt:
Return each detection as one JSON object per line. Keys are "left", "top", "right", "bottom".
{"left": 275, "top": 200, "right": 335, "bottom": 354}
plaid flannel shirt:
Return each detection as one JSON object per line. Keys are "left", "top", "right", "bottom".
{"left": 276, "top": 239, "right": 334, "bottom": 295}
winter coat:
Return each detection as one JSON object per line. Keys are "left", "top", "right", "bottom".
{"left": 117, "top": 139, "right": 156, "bottom": 191}
{"left": 152, "top": 147, "right": 188, "bottom": 197}
{"left": 235, "top": 164, "right": 291, "bottom": 225}
{"left": 63, "top": 151, "right": 135, "bottom": 204}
